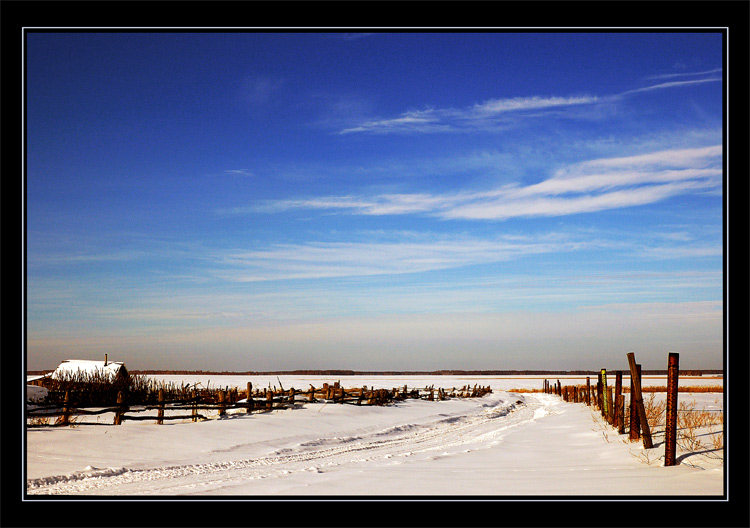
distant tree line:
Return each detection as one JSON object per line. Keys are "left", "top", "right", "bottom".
{"left": 121, "top": 368, "right": 721, "bottom": 377}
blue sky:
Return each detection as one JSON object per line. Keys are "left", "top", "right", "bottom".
{"left": 24, "top": 31, "right": 724, "bottom": 371}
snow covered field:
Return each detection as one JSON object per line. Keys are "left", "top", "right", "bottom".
{"left": 25, "top": 374, "right": 724, "bottom": 497}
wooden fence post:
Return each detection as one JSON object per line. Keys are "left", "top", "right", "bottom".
{"left": 114, "top": 391, "right": 125, "bottom": 425}
{"left": 219, "top": 390, "right": 226, "bottom": 417}
{"left": 586, "top": 377, "right": 590, "bottom": 406}
{"left": 616, "top": 394, "right": 625, "bottom": 434}
{"left": 246, "top": 382, "right": 254, "bottom": 413}
{"left": 59, "top": 391, "right": 71, "bottom": 426}
{"left": 614, "top": 371, "right": 623, "bottom": 427}
{"left": 664, "top": 352, "right": 680, "bottom": 466}
{"left": 192, "top": 389, "right": 198, "bottom": 422}
{"left": 600, "top": 369, "right": 608, "bottom": 418}
{"left": 157, "top": 388, "right": 164, "bottom": 425}
{"left": 629, "top": 365, "right": 641, "bottom": 441}
{"left": 626, "top": 353, "right": 653, "bottom": 448}
{"left": 266, "top": 389, "right": 274, "bottom": 411}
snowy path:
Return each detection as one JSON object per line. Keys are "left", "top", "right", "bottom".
{"left": 27, "top": 393, "right": 543, "bottom": 495}
{"left": 25, "top": 390, "right": 723, "bottom": 496}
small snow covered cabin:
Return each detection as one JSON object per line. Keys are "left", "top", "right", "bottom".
{"left": 51, "top": 356, "right": 129, "bottom": 383}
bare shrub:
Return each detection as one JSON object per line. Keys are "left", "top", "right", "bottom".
{"left": 676, "top": 399, "right": 724, "bottom": 453}
{"left": 643, "top": 392, "right": 666, "bottom": 428}
{"left": 709, "top": 413, "right": 724, "bottom": 450}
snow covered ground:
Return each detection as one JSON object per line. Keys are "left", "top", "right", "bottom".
{"left": 25, "top": 375, "right": 724, "bottom": 497}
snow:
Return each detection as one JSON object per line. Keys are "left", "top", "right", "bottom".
{"left": 50, "top": 359, "right": 126, "bottom": 381}
{"left": 26, "top": 385, "right": 49, "bottom": 403}
{"left": 25, "top": 374, "right": 724, "bottom": 497}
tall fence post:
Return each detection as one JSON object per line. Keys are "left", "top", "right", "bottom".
{"left": 59, "top": 391, "right": 71, "bottom": 426}
{"left": 664, "top": 352, "right": 680, "bottom": 466}
{"left": 626, "top": 353, "right": 653, "bottom": 448}
{"left": 219, "top": 390, "right": 226, "bottom": 417}
{"left": 585, "top": 377, "right": 590, "bottom": 406}
{"left": 600, "top": 369, "right": 609, "bottom": 419}
{"left": 246, "top": 382, "right": 254, "bottom": 413}
{"left": 114, "top": 391, "right": 125, "bottom": 425}
{"left": 614, "top": 371, "right": 622, "bottom": 427}
{"left": 616, "top": 394, "right": 625, "bottom": 434}
{"left": 192, "top": 389, "right": 198, "bottom": 422}
{"left": 157, "top": 388, "right": 164, "bottom": 425}
{"left": 629, "top": 364, "right": 641, "bottom": 441}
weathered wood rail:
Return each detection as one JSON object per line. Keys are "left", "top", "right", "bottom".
{"left": 26, "top": 381, "right": 493, "bottom": 426}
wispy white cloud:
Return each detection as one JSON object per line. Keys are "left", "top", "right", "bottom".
{"left": 339, "top": 95, "right": 598, "bottom": 134}
{"left": 337, "top": 70, "right": 720, "bottom": 135}
{"left": 645, "top": 68, "right": 722, "bottom": 80}
{"left": 209, "top": 232, "right": 593, "bottom": 283}
{"left": 440, "top": 180, "right": 718, "bottom": 220}
{"left": 30, "top": 250, "right": 145, "bottom": 265}
{"left": 619, "top": 77, "right": 721, "bottom": 96}
{"left": 471, "top": 96, "right": 598, "bottom": 115}
{"left": 223, "top": 169, "right": 255, "bottom": 177}
{"left": 241, "top": 145, "right": 722, "bottom": 221}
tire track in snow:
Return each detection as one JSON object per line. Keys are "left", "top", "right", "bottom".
{"left": 27, "top": 394, "right": 556, "bottom": 495}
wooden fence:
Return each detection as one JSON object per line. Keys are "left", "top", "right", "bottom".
{"left": 26, "top": 381, "right": 493, "bottom": 427}
{"left": 543, "top": 352, "right": 710, "bottom": 467}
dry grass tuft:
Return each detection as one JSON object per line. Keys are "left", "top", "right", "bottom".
{"left": 676, "top": 399, "right": 724, "bottom": 453}
{"left": 643, "top": 393, "right": 667, "bottom": 428}
{"left": 626, "top": 385, "right": 723, "bottom": 393}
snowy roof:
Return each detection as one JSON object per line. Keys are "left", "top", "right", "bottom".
{"left": 51, "top": 359, "right": 127, "bottom": 381}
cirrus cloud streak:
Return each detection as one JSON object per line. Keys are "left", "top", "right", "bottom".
{"left": 242, "top": 145, "right": 722, "bottom": 221}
